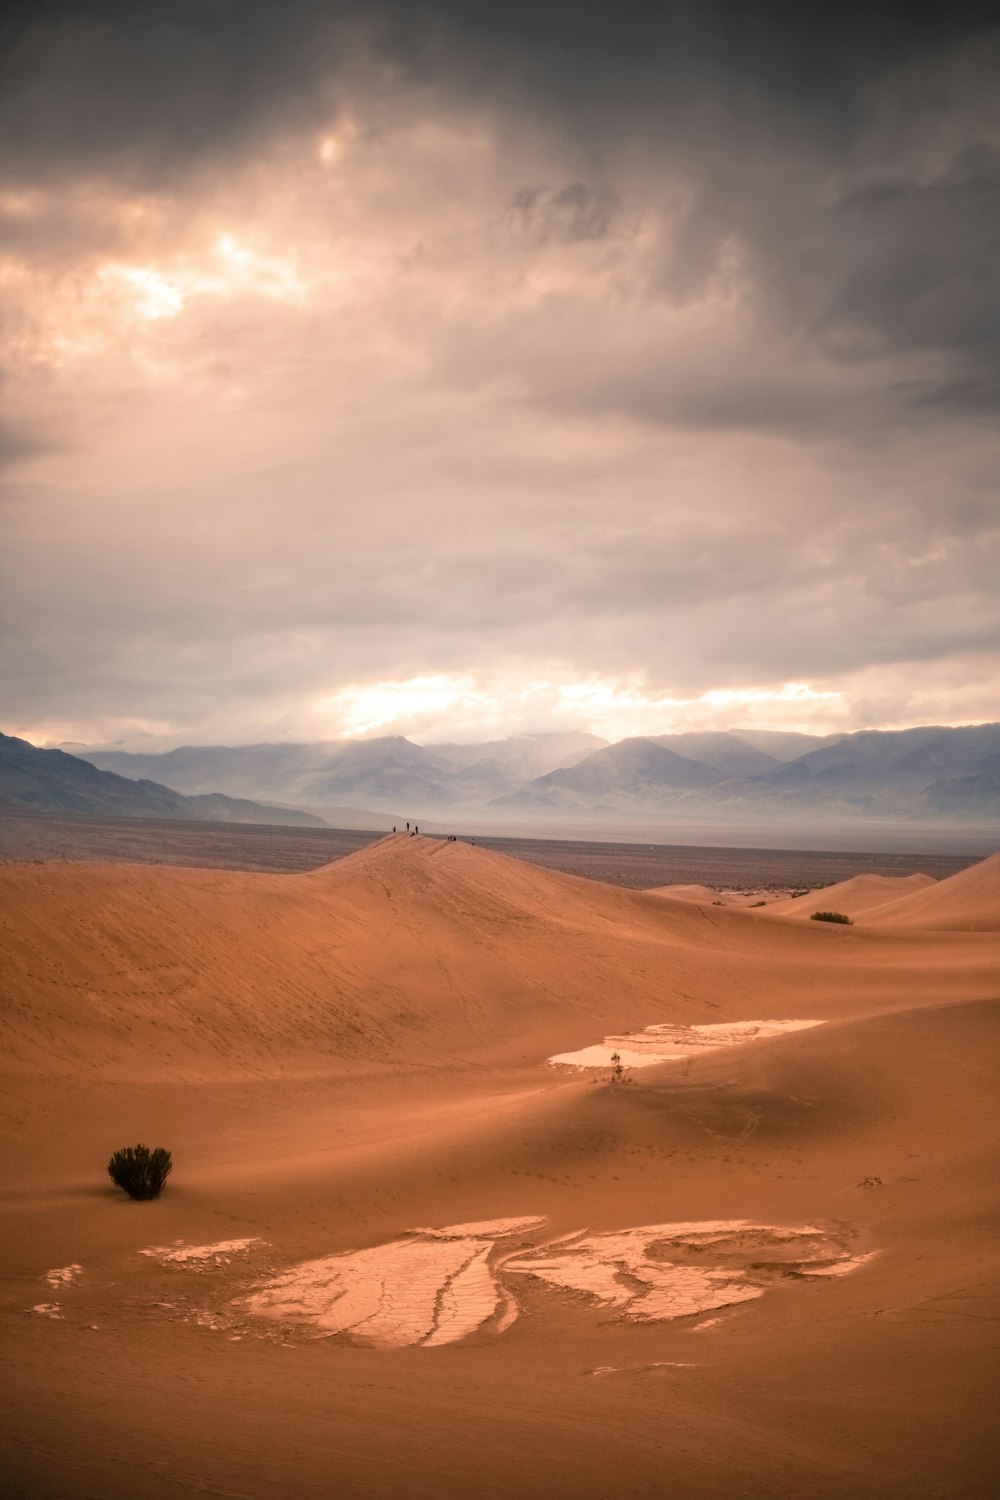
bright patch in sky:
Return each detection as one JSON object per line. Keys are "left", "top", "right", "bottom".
{"left": 702, "top": 684, "right": 841, "bottom": 709}
{"left": 114, "top": 266, "right": 185, "bottom": 319}
{"left": 318, "top": 675, "right": 480, "bottom": 737}
{"left": 311, "top": 671, "right": 847, "bottom": 743}
{"left": 100, "top": 238, "right": 304, "bottom": 325}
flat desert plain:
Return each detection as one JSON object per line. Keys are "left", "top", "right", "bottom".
{"left": 1, "top": 833, "right": 998, "bottom": 1499}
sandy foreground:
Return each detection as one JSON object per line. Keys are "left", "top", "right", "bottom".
{"left": 1, "top": 834, "right": 998, "bottom": 1499}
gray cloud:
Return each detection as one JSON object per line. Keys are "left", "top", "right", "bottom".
{"left": 1, "top": 1, "right": 998, "bottom": 746}
{"left": 504, "top": 182, "right": 622, "bottom": 245}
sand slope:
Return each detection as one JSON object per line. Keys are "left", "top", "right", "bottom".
{"left": 860, "top": 849, "right": 1000, "bottom": 930}
{"left": 1, "top": 835, "right": 996, "bottom": 1080}
{"left": 2, "top": 834, "right": 999, "bottom": 1499}
{"left": 763, "top": 871, "right": 936, "bottom": 921}
{"left": 645, "top": 881, "right": 723, "bottom": 902}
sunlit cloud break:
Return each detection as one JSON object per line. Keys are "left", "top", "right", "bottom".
{"left": 312, "top": 673, "right": 846, "bottom": 745}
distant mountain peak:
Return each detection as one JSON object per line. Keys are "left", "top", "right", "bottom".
{"left": 0, "top": 731, "right": 325, "bottom": 828}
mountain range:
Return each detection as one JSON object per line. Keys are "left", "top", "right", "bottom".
{"left": 0, "top": 732, "right": 324, "bottom": 827}
{"left": 67, "top": 722, "right": 1000, "bottom": 833}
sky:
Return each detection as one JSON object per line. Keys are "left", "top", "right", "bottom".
{"left": 1, "top": 0, "right": 998, "bottom": 751}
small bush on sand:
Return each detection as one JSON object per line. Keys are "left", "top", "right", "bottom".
{"left": 608, "top": 1050, "right": 634, "bottom": 1086}
{"left": 108, "top": 1144, "right": 172, "bottom": 1200}
{"left": 810, "top": 910, "right": 852, "bottom": 925}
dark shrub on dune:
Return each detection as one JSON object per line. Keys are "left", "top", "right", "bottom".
{"left": 810, "top": 910, "right": 853, "bottom": 925}
{"left": 108, "top": 1144, "right": 172, "bottom": 1199}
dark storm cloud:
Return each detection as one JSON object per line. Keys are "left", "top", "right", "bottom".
{"left": 385, "top": 0, "right": 1000, "bottom": 236}
{"left": 822, "top": 147, "right": 1000, "bottom": 359}
{"left": 5, "top": 2, "right": 995, "bottom": 177}
{"left": 5, "top": 2, "right": 998, "bottom": 413}
{"left": 0, "top": 0, "right": 350, "bottom": 186}
{"left": 505, "top": 182, "right": 621, "bottom": 246}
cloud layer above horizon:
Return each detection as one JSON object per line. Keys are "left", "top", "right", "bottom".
{"left": 2, "top": 1, "right": 998, "bottom": 749}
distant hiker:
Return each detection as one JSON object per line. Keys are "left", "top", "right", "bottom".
{"left": 415, "top": 825, "right": 419, "bottom": 834}
{"left": 393, "top": 826, "right": 396, "bottom": 833}
{"left": 406, "top": 821, "right": 410, "bottom": 831}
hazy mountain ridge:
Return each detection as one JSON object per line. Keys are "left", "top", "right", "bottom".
{"left": 500, "top": 724, "right": 1000, "bottom": 823}
{"left": 649, "top": 731, "right": 785, "bottom": 777}
{"left": 71, "top": 723, "right": 1000, "bottom": 832}
{"left": 0, "top": 733, "right": 326, "bottom": 827}
{"left": 490, "top": 737, "right": 725, "bottom": 811}
{"left": 83, "top": 732, "right": 608, "bottom": 811}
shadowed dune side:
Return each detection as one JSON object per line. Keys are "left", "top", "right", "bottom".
{"left": 1, "top": 836, "right": 997, "bottom": 1082}
{"left": 239, "top": 995, "right": 1000, "bottom": 1239}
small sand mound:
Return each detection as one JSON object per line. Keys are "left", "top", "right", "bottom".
{"left": 644, "top": 884, "right": 721, "bottom": 904}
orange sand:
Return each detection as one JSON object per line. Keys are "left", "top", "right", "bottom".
{"left": 1, "top": 833, "right": 998, "bottom": 1498}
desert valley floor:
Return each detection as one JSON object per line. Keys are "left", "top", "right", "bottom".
{"left": 1, "top": 831, "right": 998, "bottom": 1498}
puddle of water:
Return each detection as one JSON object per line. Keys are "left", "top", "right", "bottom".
{"left": 549, "top": 1019, "right": 823, "bottom": 1070}
{"left": 140, "top": 1238, "right": 266, "bottom": 1265}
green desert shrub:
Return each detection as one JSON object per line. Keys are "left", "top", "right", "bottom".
{"left": 108, "top": 1143, "right": 172, "bottom": 1200}
{"left": 810, "top": 910, "right": 853, "bottom": 925}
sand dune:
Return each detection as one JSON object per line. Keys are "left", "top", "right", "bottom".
{"left": 860, "top": 849, "right": 1000, "bottom": 931}
{"left": 762, "top": 870, "right": 936, "bottom": 921}
{"left": 2, "top": 834, "right": 998, "bottom": 1498}
{"left": 645, "top": 881, "right": 723, "bottom": 902}
{"left": 1, "top": 835, "right": 996, "bottom": 1080}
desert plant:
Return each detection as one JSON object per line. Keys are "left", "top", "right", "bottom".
{"left": 108, "top": 1143, "right": 172, "bottom": 1200}
{"left": 608, "top": 1050, "right": 633, "bottom": 1085}
{"left": 810, "top": 910, "right": 852, "bottom": 925}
